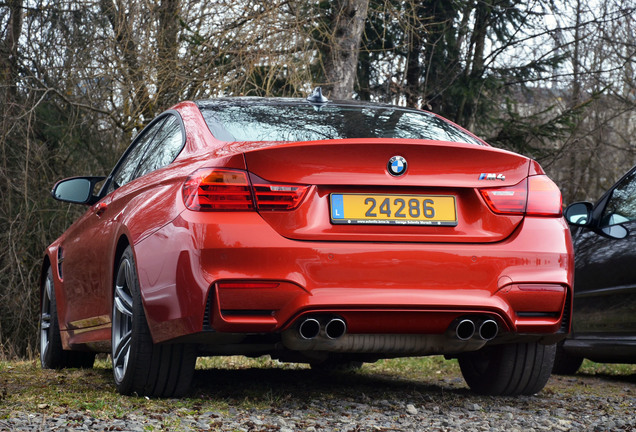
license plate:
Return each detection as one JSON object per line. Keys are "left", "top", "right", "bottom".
{"left": 330, "top": 194, "right": 457, "bottom": 226}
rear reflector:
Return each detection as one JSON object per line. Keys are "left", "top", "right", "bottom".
{"left": 516, "top": 284, "right": 566, "bottom": 292}
{"left": 217, "top": 282, "right": 280, "bottom": 289}
{"left": 480, "top": 175, "right": 562, "bottom": 216}
{"left": 183, "top": 169, "right": 253, "bottom": 211}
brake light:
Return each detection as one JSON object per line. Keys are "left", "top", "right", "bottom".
{"left": 526, "top": 175, "right": 562, "bottom": 216}
{"left": 253, "top": 184, "right": 309, "bottom": 210}
{"left": 480, "top": 180, "right": 527, "bottom": 215}
{"left": 183, "top": 169, "right": 253, "bottom": 211}
{"left": 480, "top": 175, "right": 562, "bottom": 216}
{"left": 183, "top": 168, "right": 309, "bottom": 212}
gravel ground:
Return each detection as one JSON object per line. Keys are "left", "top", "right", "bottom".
{"left": 1, "top": 363, "right": 635, "bottom": 431}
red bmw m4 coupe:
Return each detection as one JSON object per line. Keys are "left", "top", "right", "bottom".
{"left": 40, "top": 90, "right": 574, "bottom": 397}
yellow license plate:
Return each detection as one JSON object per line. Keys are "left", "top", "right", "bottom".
{"left": 330, "top": 194, "right": 457, "bottom": 226}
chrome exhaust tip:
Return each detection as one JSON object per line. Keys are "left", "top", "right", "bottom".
{"left": 455, "top": 319, "right": 476, "bottom": 341}
{"left": 298, "top": 318, "right": 321, "bottom": 340}
{"left": 325, "top": 318, "right": 347, "bottom": 339}
{"left": 479, "top": 319, "right": 498, "bottom": 341}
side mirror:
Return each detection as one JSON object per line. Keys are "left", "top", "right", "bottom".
{"left": 51, "top": 177, "right": 105, "bottom": 204}
{"left": 601, "top": 224, "right": 628, "bottom": 239}
{"left": 564, "top": 202, "right": 593, "bottom": 226}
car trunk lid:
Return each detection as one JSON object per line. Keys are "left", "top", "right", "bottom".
{"left": 240, "top": 139, "right": 531, "bottom": 243}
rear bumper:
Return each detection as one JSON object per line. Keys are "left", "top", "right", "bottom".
{"left": 134, "top": 211, "right": 573, "bottom": 347}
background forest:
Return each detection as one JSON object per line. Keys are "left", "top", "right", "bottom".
{"left": 1, "top": 0, "right": 634, "bottom": 358}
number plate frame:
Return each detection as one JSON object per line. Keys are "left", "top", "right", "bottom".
{"left": 330, "top": 193, "right": 457, "bottom": 226}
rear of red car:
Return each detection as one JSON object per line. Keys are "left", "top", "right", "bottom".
{"left": 42, "top": 97, "right": 573, "bottom": 397}
{"left": 132, "top": 99, "right": 573, "bottom": 395}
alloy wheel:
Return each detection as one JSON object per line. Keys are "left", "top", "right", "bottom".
{"left": 112, "top": 257, "right": 134, "bottom": 384}
{"left": 40, "top": 274, "right": 53, "bottom": 363}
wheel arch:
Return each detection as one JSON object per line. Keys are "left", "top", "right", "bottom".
{"left": 40, "top": 252, "right": 56, "bottom": 309}
{"left": 112, "top": 235, "right": 132, "bottom": 296}
{"left": 40, "top": 255, "right": 52, "bottom": 292}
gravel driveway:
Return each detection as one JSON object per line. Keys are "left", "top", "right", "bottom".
{"left": 1, "top": 359, "right": 634, "bottom": 431}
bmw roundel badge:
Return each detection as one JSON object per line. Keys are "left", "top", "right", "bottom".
{"left": 387, "top": 155, "right": 407, "bottom": 176}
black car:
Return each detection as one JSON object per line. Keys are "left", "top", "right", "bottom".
{"left": 554, "top": 165, "right": 636, "bottom": 374}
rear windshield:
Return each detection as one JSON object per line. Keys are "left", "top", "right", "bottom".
{"left": 199, "top": 102, "right": 484, "bottom": 145}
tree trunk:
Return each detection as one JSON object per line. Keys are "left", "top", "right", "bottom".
{"left": 322, "top": 0, "right": 370, "bottom": 100}
{"left": 565, "top": 0, "right": 583, "bottom": 203}
{"left": 456, "top": 0, "right": 489, "bottom": 129}
{"left": 156, "top": 0, "right": 181, "bottom": 110}
{"left": 405, "top": 3, "right": 424, "bottom": 109}
{"left": 99, "top": 0, "right": 154, "bottom": 130}
{"left": 0, "top": 0, "right": 23, "bottom": 105}
{"left": 357, "top": 47, "right": 371, "bottom": 101}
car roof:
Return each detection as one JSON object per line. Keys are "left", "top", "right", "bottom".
{"left": 194, "top": 97, "right": 430, "bottom": 115}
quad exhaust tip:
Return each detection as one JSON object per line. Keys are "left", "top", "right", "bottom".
{"left": 455, "top": 319, "right": 476, "bottom": 341}
{"left": 453, "top": 317, "right": 499, "bottom": 341}
{"left": 298, "top": 317, "right": 347, "bottom": 340}
{"left": 298, "top": 315, "right": 496, "bottom": 342}
{"left": 325, "top": 318, "right": 347, "bottom": 339}
{"left": 298, "top": 318, "right": 321, "bottom": 340}
{"left": 479, "top": 319, "right": 499, "bottom": 341}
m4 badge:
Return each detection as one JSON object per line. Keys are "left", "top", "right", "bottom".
{"left": 479, "top": 173, "right": 506, "bottom": 181}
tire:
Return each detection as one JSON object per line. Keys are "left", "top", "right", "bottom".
{"left": 111, "top": 246, "right": 196, "bottom": 397}
{"left": 552, "top": 341, "right": 583, "bottom": 375}
{"left": 40, "top": 266, "right": 95, "bottom": 369}
{"left": 458, "top": 342, "right": 556, "bottom": 396}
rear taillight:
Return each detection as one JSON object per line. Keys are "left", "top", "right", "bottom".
{"left": 183, "top": 169, "right": 253, "bottom": 211}
{"left": 183, "top": 168, "right": 309, "bottom": 212}
{"left": 253, "top": 184, "right": 309, "bottom": 211}
{"left": 480, "top": 175, "right": 562, "bottom": 216}
{"left": 480, "top": 180, "right": 527, "bottom": 215}
{"left": 526, "top": 175, "right": 563, "bottom": 216}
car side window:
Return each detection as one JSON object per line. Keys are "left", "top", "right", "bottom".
{"left": 135, "top": 115, "right": 184, "bottom": 178}
{"left": 601, "top": 170, "right": 636, "bottom": 227}
{"left": 109, "top": 118, "right": 166, "bottom": 192}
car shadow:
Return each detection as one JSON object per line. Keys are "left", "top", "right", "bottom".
{"left": 574, "top": 371, "right": 636, "bottom": 384}
{"left": 190, "top": 366, "right": 470, "bottom": 402}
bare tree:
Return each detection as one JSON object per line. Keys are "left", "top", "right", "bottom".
{"left": 0, "top": 0, "right": 634, "bottom": 357}
{"left": 319, "top": 0, "right": 370, "bottom": 99}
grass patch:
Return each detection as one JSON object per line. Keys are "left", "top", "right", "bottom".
{"left": 0, "top": 356, "right": 463, "bottom": 417}
{"left": 578, "top": 360, "right": 636, "bottom": 376}
{"left": 1, "top": 355, "right": 634, "bottom": 420}
{"left": 362, "top": 356, "right": 461, "bottom": 379}
{"left": 196, "top": 355, "right": 309, "bottom": 371}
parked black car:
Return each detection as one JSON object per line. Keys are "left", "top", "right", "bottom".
{"left": 554, "top": 165, "right": 636, "bottom": 374}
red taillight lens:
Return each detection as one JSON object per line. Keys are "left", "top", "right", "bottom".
{"left": 253, "top": 184, "right": 310, "bottom": 211}
{"left": 526, "top": 175, "right": 562, "bottom": 216}
{"left": 480, "top": 175, "right": 562, "bottom": 216}
{"left": 183, "top": 168, "right": 309, "bottom": 212}
{"left": 480, "top": 180, "right": 528, "bottom": 215}
{"left": 183, "top": 169, "right": 253, "bottom": 211}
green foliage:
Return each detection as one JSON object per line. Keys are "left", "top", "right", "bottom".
{"left": 489, "top": 95, "right": 588, "bottom": 158}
